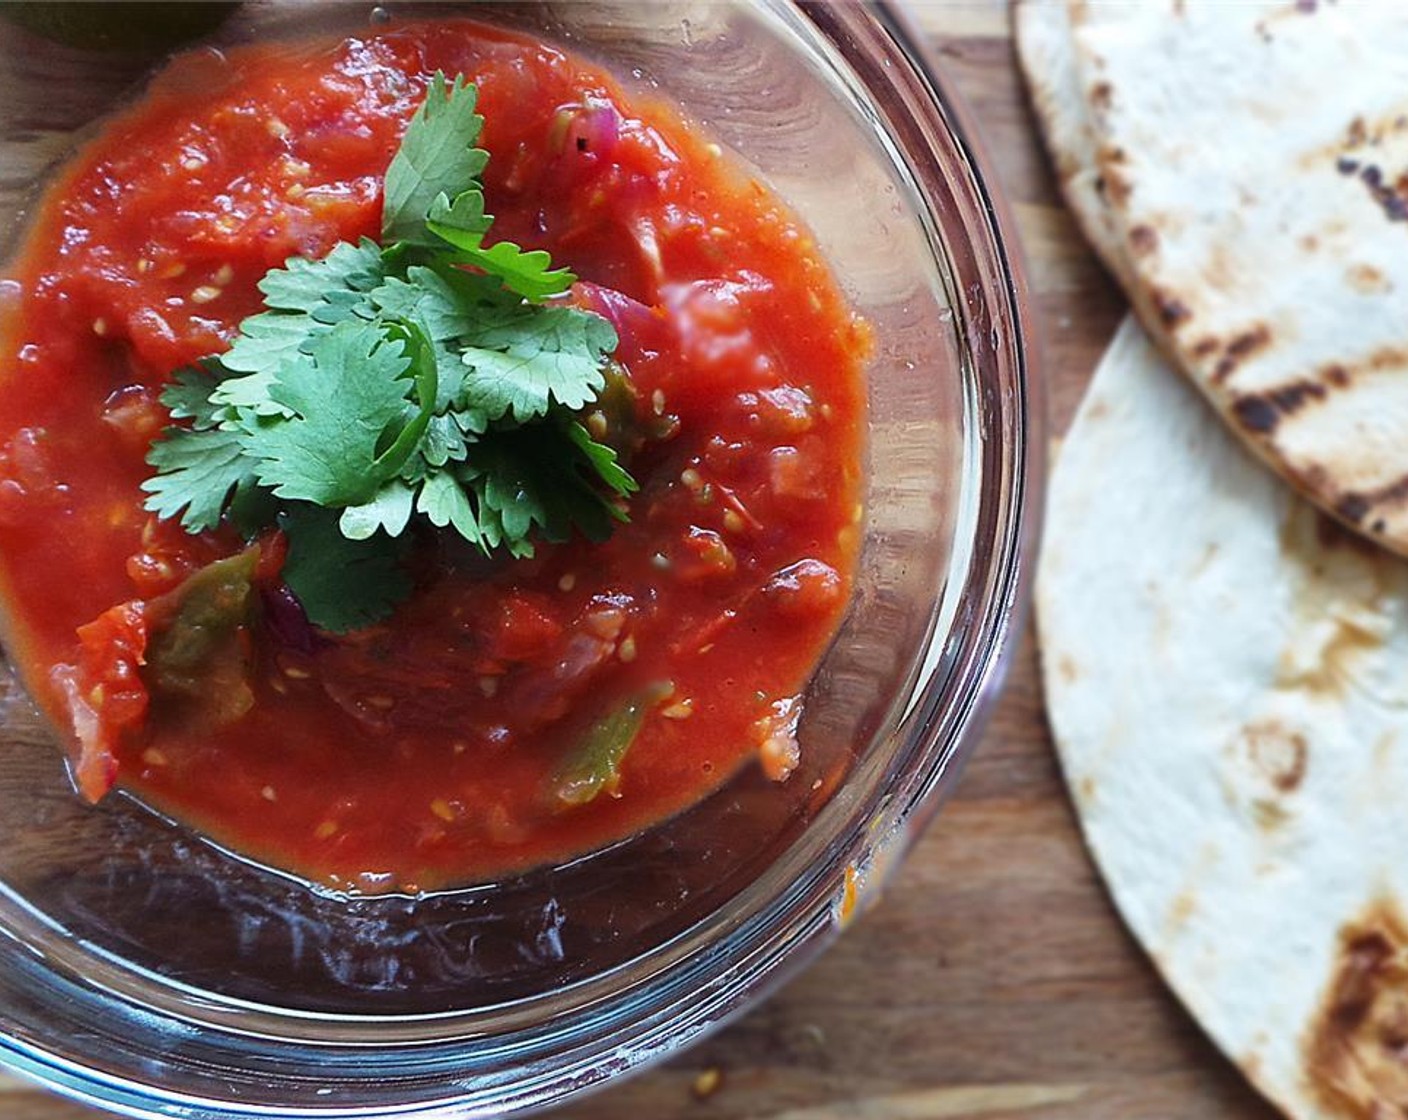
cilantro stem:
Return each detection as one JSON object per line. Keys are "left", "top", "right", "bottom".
{"left": 373, "top": 318, "right": 438, "bottom": 480}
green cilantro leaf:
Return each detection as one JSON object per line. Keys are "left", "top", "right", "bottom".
{"left": 564, "top": 420, "right": 638, "bottom": 499}
{"left": 418, "top": 413, "right": 471, "bottom": 469}
{"left": 414, "top": 468, "right": 484, "bottom": 546}
{"left": 142, "top": 364, "right": 260, "bottom": 532}
{"left": 161, "top": 362, "right": 229, "bottom": 428}
{"left": 382, "top": 72, "right": 488, "bottom": 246}
{"left": 257, "top": 237, "right": 385, "bottom": 317}
{"left": 214, "top": 238, "right": 385, "bottom": 417}
{"left": 339, "top": 477, "right": 416, "bottom": 541}
{"left": 450, "top": 239, "right": 577, "bottom": 303}
{"left": 368, "top": 267, "right": 496, "bottom": 420}
{"left": 427, "top": 191, "right": 574, "bottom": 301}
{"left": 143, "top": 425, "right": 261, "bottom": 533}
{"left": 370, "top": 266, "right": 480, "bottom": 345}
{"left": 239, "top": 320, "right": 421, "bottom": 507}
{"left": 279, "top": 504, "right": 412, "bottom": 632}
{"left": 459, "top": 423, "right": 626, "bottom": 554}
{"left": 459, "top": 306, "right": 618, "bottom": 422}
{"left": 425, "top": 184, "right": 490, "bottom": 246}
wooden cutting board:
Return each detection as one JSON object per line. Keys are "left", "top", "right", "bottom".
{"left": 10, "top": 4, "right": 1280, "bottom": 1119}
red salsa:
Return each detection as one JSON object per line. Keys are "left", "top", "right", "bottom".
{"left": 0, "top": 22, "right": 866, "bottom": 892}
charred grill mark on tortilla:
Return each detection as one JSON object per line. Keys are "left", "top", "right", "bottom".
{"left": 1231, "top": 379, "right": 1328, "bottom": 435}
{"left": 1335, "top": 476, "right": 1408, "bottom": 529}
{"left": 1211, "top": 324, "right": 1273, "bottom": 384}
{"left": 1336, "top": 494, "right": 1372, "bottom": 525}
{"left": 1227, "top": 341, "right": 1408, "bottom": 445}
{"left": 1234, "top": 395, "right": 1281, "bottom": 435}
{"left": 1304, "top": 899, "right": 1408, "bottom": 1120}
{"left": 1355, "top": 162, "right": 1408, "bottom": 222}
{"left": 1152, "top": 288, "right": 1191, "bottom": 329}
{"left": 1337, "top": 114, "right": 1408, "bottom": 220}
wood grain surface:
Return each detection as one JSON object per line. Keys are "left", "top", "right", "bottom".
{"left": 8, "top": 3, "right": 1279, "bottom": 1119}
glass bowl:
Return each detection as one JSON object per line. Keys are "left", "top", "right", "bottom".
{"left": 0, "top": 2, "right": 1038, "bottom": 1116}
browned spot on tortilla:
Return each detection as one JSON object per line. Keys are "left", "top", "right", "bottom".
{"left": 1242, "top": 720, "right": 1308, "bottom": 794}
{"left": 1210, "top": 324, "right": 1273, "bottom": 383}
{"left": 1151, "top": 288, "right": 1191, "bottom": 329}
{"left": 1304, "top": 897, "right": 1408, "bottom": 1118}
{"left": 1075, "top": 775, "right": 1096, "bottom": 808}
{"left": 1348, "top": 116, "right": 1369, "bottom": 147}
{"left": 1348, "top": 263, "right": 1390, "bottom": 294}
{"left": 1056, "top": 655, "right": 1079, "bottom": 685}
{"left": 1300, "top": 233, "right": 1320, "bottom": 253}
{"left": 1128, "top": 224, "right": 1158, "bottom": 256}
{"left": 1324, "top": 363, "right": 1351, "bottom": 388}
{"left": 1230, "top": 372, "right": 1332, "bottom": 434}
{"left": 1232, "top": 395, "right": 1280, "bottom": 434}
{"left": 1191, "top": 336, "right": 1220, "bottom": 359}
{"left": 1090, "top": 81, "right": 1113, "bottom": 111}
{"left": 1361, "top": 346, "right": 1408, "bottom": 374}
{"left": 1270, "top": 379, "right": 1328, "bottom": 414}
{"left": 1338, "top": 475, "right": 1408, "bottom": 529}
{"left": 1338, "top": 493, "right": 1371, "bottom": 524}
{"left": 1356, "top": 163, "right": 1408, "bottom": 223}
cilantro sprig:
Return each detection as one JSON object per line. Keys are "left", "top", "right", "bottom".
{"left": 142, "top": 73, "right": 636, "bottom": 632}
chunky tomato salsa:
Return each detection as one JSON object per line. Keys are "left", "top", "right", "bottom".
{"left": 0, "top": 22, "right": 866, "bottom": 893}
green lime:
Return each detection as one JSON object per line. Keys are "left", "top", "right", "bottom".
{"left": 0, "top": 2, "right": 240, "bottom": 54}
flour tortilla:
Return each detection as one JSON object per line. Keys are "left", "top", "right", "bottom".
{"left": 1012, "top": 0, "right": 1128, "bottom": 283}
{"left": 1019, "top": 0, "right": 1408, "bottom": 556}
{"left": 1040, "top": 315, "right": 1408, "bottom": 1120}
